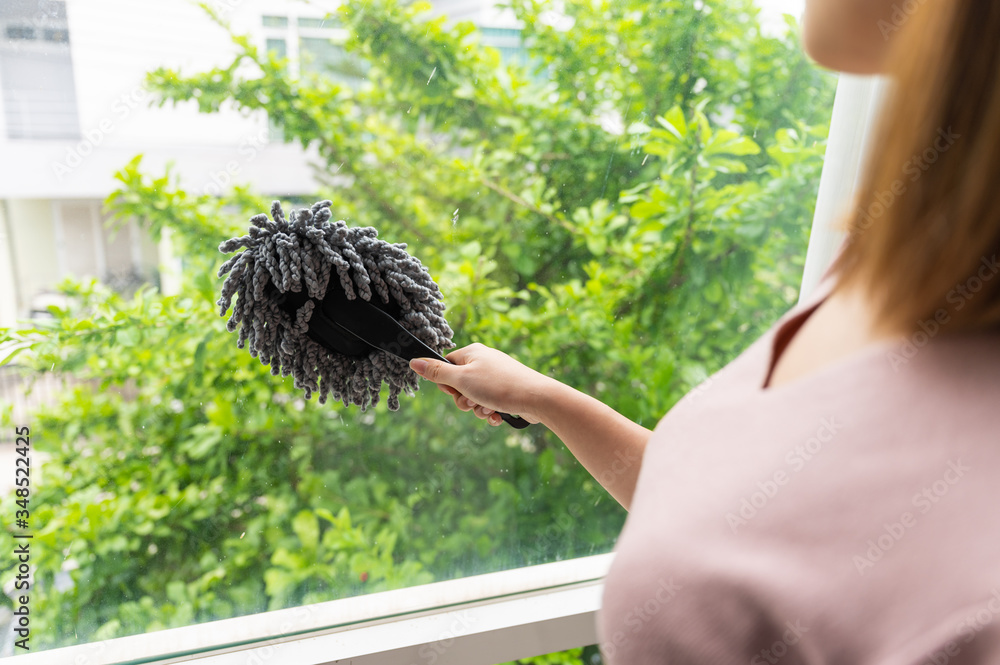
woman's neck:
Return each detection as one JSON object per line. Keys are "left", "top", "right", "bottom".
{"left": 768, "top": 283, "right": 899, "bottom": 389}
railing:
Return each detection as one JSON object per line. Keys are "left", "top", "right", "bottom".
{"left": 0, "top": 365, "right": 81, "bottom": 442}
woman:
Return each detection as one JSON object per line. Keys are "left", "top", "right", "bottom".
{"left": 409, "top": 0, "right": 1000, "bottom": 661}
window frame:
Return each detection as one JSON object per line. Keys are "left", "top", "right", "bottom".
{"left": 12, "top": 554, "right": 611, "bottom": 664}
{"left": 259, "top": 10, "right": 349, "bottom": 80}
{"left": 0, "top": 0, "right": 80, "bottom": 140}
{"left": 7, "top": 71, "right": 889, "bottom": 665}
{"left": 799, "top": 74, "right": 888, "bottom": 302}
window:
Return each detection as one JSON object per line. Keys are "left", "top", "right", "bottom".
{"left": 261, "top": 10, "right": 366, "bottom": 85}
{"left": 299, "top": 37, "right": 367, "bottom": 80}
{"left": 0, "top": 0, "right": 80, "bottom": 139}
{"left": 298, "top": 17, "right": 338, "bottom": 29}
{"left": 262, "top": 15, "right": 289, "bottom": 28}
{"left": 5, "top": 26, "right": 36, "bottom": 41}
{"left": 0, "top": 0, "right": 851, "bottom": 661}
{"left": 43, "top": 28, "right": 68, "bottom": 43}
{"left": 51, "top": 200, "right": 152, "bottom": 292}
{"left": 479, "top": 27, "right": 529, "bottom": 67}
{"left": 266, "top": 37, "right": 287, "bottom": 60}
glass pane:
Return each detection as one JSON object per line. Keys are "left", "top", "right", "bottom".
{"left": 43, "top": 28, "right": 70, "bottom": 43}
{"left": 479, "top": 27, "right": 529, "bottom": 67}
{"left": 0, "top": 0, "right": 81, "bottom": 139}
{"left": 299, "top": 36, "right": 369, "bottom": 82}
{"left": 298, "top": 16, "right": 337, "bottom": 29}
{"left": 0, "top": 0, "right": 836, "bottom": 654}
{"left": 266, "top": 37, "right": 287, "bottom": 60}
{"left": 5, "top": 26, "right": 36, "bottom": 41}
{"left": 262, "top": 15, "right": 288, "bottom": 28}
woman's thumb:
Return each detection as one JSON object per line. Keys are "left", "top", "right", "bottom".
{"left": 409, "top": 357, "right": 455, "bottom": 385}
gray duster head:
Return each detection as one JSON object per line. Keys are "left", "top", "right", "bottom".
{"left": 217, "top": 200, "right": 455, "bottom": 411}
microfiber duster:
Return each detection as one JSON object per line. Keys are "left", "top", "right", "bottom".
{"left": 216, "top": 199, "right": 452, "bottom": 411}
{"left": 216, "top": 200, "right": 530, "bottom": 428}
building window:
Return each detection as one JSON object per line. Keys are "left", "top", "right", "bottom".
{"left": 297, "top": 16, "right": 337, "bottom": 29}
{"left": 0, "top": 0, "right": 81, "bottom": 139}
{"left": 479, "top": 26, "right": 530, "bottom": 67}
{"left": 262, "top": 15, "right": 288, "bottom": 28}
{"left": 266, "top": 37, "right": 287, "bottom": 60}
{"left": 43, "top": 27, "right": 68, "bottom": 43}
{"left": 299, "top": 37, "right": 366, "bottom": 80}
{"left": 51, "top": 200, "right": 151, "bottom": 294}
{"left": 5, "top": 25, "right": 36, "bottom": 41}
{"left": 261, "top": 11, "right": 368, "bottom": 89}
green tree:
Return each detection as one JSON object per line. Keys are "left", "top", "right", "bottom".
{"left": 0, "top": 0, "right": 835, "bottom": 655}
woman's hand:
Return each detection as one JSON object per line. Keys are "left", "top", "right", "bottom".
{"left": 409, "top": 343, "right": 549, "bottom": 426}
{"left": 412, "top": 342, "right": 651, "bottom": 508}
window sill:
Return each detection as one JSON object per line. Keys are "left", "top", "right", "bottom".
{"left": 16, "top": 553, "right": 613, "bottom": 665}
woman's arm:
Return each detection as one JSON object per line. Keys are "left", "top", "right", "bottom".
{"left": 531, "top": 378, "right": 652, "bottom": 509}
{"left": 409, "top": 343, "right": 652, "bottom": 509}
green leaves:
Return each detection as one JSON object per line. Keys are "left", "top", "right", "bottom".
{"left": 0, "top": 0, "right": 835, "bottom": 652}
{"left": 293, "top": 510, "right": 320, "bottom": 552}
{"left": 702, "top": 129, "right": 761, "bottom": 174}
{"left": 642, "top": 105, "right": 762, "bottom": 177}
{"left": 654, "top": 106, "right": 688, "bottom": 143}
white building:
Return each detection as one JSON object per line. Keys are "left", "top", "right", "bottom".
{"left": 0, "top": 0, "right": 371, "bottom": 326}
{"left": 0, "top": 0, "right": 533, "bottom": 328}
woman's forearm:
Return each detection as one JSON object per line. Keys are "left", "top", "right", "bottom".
{"left": 533, "top": 377, "right": 652, "bottom": 510}
{"left": 408, "top": 345, "right": 651, "bottom": 508}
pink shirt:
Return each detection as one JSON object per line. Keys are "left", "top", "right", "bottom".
{"left": 597, "top": 277, "right": 1000, "bottom": 663}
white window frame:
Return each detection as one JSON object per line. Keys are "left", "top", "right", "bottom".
{"left": 259, "top": 8, "right": 350, "bottom": 81}
{"left": 13, "top": 554, "right": 611, "bottom": 664}
{"left": 799, "top": 74, "right": 888, "bottom": 301}
{"left": 11, "top": 73, "right": 886, "bottom": 665}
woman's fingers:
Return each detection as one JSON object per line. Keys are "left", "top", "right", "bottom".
{"left": 436, "top": 383, "right": 459, "bottom": 397}
{"left": 456, "top": 396, "right": 498, "bottom": 422}
{"left": 444, "top": 386, "right": 501, "bottom": 426}
{"left": 474, "top": 403, "right": 501, "bottom": 426}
